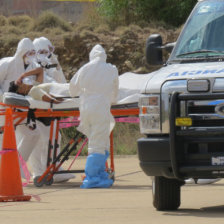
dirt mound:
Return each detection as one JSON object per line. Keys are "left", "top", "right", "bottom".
{"left": 0, "top": 18, "right": 179, "bottom": 79}
{"left": 58, "top": 24, "right": 179, "bottom": 79}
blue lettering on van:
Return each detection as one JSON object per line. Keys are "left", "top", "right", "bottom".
{"left": 167, "top": 69, "right": 224, "bottom": 78}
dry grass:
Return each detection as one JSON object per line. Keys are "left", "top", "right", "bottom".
{"left": 60, "top": 123, "right": 142, "bottom": 156}
{"left": 8, "top": 15, "right": 33, "bottom": 31}
{"left": 0, "top": 15, "right": 7, "bottom": 26}
{"left": 33, "top": 11, "right": 72, "bottom": 32}
{"left": 113, "top": 123, "right": 143, "bottom": 155}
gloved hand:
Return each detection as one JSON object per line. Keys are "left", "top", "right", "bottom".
{"left": 50, "top": 54, "right": 61, "bottom": 70}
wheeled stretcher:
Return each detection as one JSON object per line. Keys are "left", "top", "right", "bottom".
{"left": 0, "top": 92, "right": 139, "bottom": 187}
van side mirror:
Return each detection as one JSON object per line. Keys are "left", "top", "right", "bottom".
{"left": 163, "top": 42, "right": 176, "bottom": 53}
{"left": 145, "top": 34, "right": 176, "bottom": 65}
{"left": 146, "top": 34, "right": 163, "bottom": 65}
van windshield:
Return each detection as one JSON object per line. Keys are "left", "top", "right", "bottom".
{"left": 170, "top": 0, "right": 224, "bottom": 62}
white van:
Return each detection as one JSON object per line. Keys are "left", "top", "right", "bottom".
{"left": 137, "top": 0, "right": 224, "bottom": 210}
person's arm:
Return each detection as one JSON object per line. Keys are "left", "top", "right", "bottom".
{"left": 0, "top": 58, "right": 11, "bottom": 99}
{"left": 15, "top": 67, "right": 43, "bottom": 85}
{"left": 42, "top": 94, "right": 63, "bottom": 104}
{"left": 69, "top": 69, "right": 82, "bottom": 97}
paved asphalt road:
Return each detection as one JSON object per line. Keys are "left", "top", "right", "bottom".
{"left": 1, "top": 156, "right": 224, "bottom": 224}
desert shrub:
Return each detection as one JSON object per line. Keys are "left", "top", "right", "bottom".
{"left": 33, "top": 11, "right": 72, "bottom": 32}
{"left": 4, "top": 35, "right": 20, "bottom": 47}
{"left": 0, "top": 15, "right": 7, "bottom": 26}
{"left": 5, "top": 26, "right": 22, "bottom": 35}
{"left": 128, "top": 24, "right": 142, "bottom": 34}
{"left": 49, "top": 27, "right": 65, "bottom": 35}
{"left": 94, "top": 24, "right": 111, "bottom": 35}
{"left": 1, "top": 35, "right": 20, "bottom": 55}
{"left": 8, "top": 15, "right": 33, "bottom": 30}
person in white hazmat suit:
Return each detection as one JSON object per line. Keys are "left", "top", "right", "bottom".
{"left": 69, "top": 44, "right": 119, "bottom": 188}
{"left": 33, "top": 36, "right": 66, "bottom": 83}
{"left": 30, "top": 37, "right": 75, "bottom": 182}
{"left": 0, "top": 38, "right": 41, "bottom": 177}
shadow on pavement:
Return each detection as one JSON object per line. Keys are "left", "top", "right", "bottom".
{"left": 112, "top": 185, "right": 151, "bottom": 190}
{"left": 163, "top": 205, "right": 224, "bottom": 218}
{"left": 26, "top": 181, "right": 83, "bottom": 189}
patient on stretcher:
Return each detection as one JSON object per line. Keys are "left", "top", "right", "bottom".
{"left": 8, "top": 67, "right": 64, "bottom": 104}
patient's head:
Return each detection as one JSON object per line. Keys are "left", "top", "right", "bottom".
{"left": 8, "top": 81, "right": 30, "bottom": 96}
{"left": 8, "top": 81, "right": 18, "bottom": 93}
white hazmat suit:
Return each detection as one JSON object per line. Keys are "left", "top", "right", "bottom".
{"left": 30, "top": 37, "right": 74, "bottom": 182}
{"left": 33, "top": 37, "right": 66, "bottom": 83}
{"left": 0, "top": 38, "right": 41, "bottom": 176}
{"left": 69, "top": 44, "right": 119, "bottom": 188}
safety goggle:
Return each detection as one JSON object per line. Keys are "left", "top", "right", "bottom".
{"left": 25, "top": 50, "right": 36, "bottom": 57}
{"left": 37, "top": 49, "right": 50, "bottom": 56}
{"left": 48, "top": 45, "right": 55, "bottom": 53}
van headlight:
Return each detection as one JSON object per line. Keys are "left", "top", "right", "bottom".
{"left": 139, "top": 94, "right": 160, "bottom": 134}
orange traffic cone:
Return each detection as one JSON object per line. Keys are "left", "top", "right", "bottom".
{"left": 0, "top": 108, "right": 31, "bottom": 202}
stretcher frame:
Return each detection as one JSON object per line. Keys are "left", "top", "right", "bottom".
{"left": 0, "top": 102, "right": 139, "bottom": 187}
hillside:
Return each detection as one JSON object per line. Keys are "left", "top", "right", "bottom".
{"left": 0, "top": 13, "right": 180, "bottom": 79}
{"left": 0, "top": 13, "right": 181, "bottom": 154}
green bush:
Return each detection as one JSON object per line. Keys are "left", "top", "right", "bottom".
{"left": 33, "top": 11, "right": 72, "bottom": 32}
{"left": 97, "top": 0, "right": 197, "bottom": 27}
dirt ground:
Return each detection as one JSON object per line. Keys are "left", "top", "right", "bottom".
{"left": 1, "top": 156, "right": 224, "bottom": 224}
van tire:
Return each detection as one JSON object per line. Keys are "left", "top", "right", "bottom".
{"left": 152, "top": 176, "right": 182, "bottom": 211}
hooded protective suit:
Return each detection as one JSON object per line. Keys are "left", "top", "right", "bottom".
{"left": 0, "top": 38, "right": 41, "bottom": 176}
{"left": 30, "top": 37, "right": 74, "bottom": 182}
{"left": 69, "top": 44, "right": 119, "bottom": 188}
{"left": 33, "top": 37, "right": 66, "bottom": 83}
{"left": 0, "top": 38, "right": 38, "bottom": 95}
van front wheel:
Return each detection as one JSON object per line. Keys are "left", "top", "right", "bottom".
{"left": 152, "top": 176, "right": 183, "bottom": 211}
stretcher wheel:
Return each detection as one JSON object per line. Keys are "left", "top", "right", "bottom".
{"left": 45, "top": 176, "right": 54, "bottom": 186}
{"left": 108, "top": 169, "right": 115, "bottom": 182}
{"left": 110, "top": 172, "right": 115, "bottom": 182}
{"left": 34, "top": 176, "right": 45, "bottom": 187}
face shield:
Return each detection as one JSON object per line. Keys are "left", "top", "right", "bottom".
{"left": 36, "top": 49, "right": 52, "bottom": 67}
{"left": 37, "top": 49, "right": 50, "bottom": 60}
{"left": 48, "top": 45, "right": 55, "bottom": 54}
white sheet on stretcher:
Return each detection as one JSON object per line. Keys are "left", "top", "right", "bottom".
{"left": 3, "top": 72, "right": 149, "bottom": 109}
{"left": 117, "top": 72, "right": 151, "bottom": 104}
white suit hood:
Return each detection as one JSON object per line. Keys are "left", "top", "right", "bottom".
{"left": 15, "top": 38, "right": 35, "bottom": 59}
{"left": 33, "top": 37, "right": 66, "bottom": 84}
{"left": 33, "top": 37, "right": 52, "bottom": 52}
{"left": 0, "top": 38, "right": 37, "bottom": 94}
{"left": 89, "top": 44, "right": 107, "bottom": 62}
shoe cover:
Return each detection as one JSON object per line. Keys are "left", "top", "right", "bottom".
{"left": 80, "top": 152, "right": 114, "bottom": 189}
